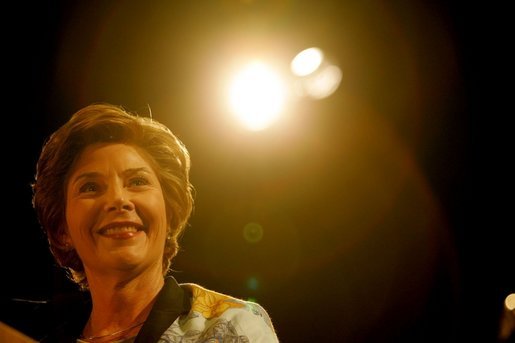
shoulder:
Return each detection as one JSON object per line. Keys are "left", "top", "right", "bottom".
{"left": 183, "top": 283, "right": 275, "bottom": 325}
{"left": 163, "top": 283, "right": 279, "bottom": 342}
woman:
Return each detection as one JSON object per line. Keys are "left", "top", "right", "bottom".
{"left": 32, "top": 103, "right": 279, "bottom": 342}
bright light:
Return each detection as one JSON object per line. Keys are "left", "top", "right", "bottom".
{"left": 291, "top": 47, "right": 342, "bottom": 100}
{"left": 506, "top": 293, "right": 515, "bottom": 311}
{"left": 303, "top": 64, "right": 342, "bottom": 99}
{"left": 291, "top": 47, "right": 323, "bottom": 76}
{"left": 229, "top": 61, "right": 286, "bottom": 131}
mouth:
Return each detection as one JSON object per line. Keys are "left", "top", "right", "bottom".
{"left": 98, "top": 222, "right": 146, "bottom": 238}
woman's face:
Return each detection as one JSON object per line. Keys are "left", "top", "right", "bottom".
{"left": 65, "top": 143, "right": 168, "bottom": 279}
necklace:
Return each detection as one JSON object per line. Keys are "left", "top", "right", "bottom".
{"left": 80, "top": 321, "right": 145, "bottom": 342}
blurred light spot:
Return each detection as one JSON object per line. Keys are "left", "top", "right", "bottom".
{"left": 291, "top": 47, "right": 342, "bottom": 100}
{"left": 228, "top": 61, "right": 286, "bottom": 131}
{"left": 302, "top": 64, "right": 342, "bottom": 99}
{"left": 243, "top": 222, "right": 264, "bottom": 243}
{"left": 247, "top": 276, "right": 259, "bottom": 291}
{"left": 506, "top": 293, "right": 515, "bottom": 311}
{"left": 246, "top": 297, "right": 257, "bottom": 303}
{"left": 291, "top": 47, "right": 324, "bottom": 76}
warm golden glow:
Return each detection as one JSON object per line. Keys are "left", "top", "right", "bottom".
{"left": 291, "top": 47, "right": 324, "bottom": 76}
{"left": 291, "top": 47, "right": 342, "bottom": 99}
{"left": 506, "top": 293, "right": 515, "bottom": 311}
{"left": 228, "top": 61, "right": 286, "bottom": 131}
{"left": 302, "top": 64, "right": 342, "bottom": 99}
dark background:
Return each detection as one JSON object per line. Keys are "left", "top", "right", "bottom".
{"left": 2, "top": 1, "right": 512, "bottom": 342}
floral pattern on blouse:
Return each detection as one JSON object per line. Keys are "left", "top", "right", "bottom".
{"left": 189, "top": 285, "right": 246, "bottom": 319}
{"left": 158, "top": 283, "right": 279, "bottom": 343}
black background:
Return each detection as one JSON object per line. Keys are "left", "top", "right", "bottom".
{"left": 2, "top": 1, "right": 512, "bottom": 342}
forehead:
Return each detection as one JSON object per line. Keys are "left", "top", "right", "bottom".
{"left": 70, "top": 143, "right": 156, "bottom": 175}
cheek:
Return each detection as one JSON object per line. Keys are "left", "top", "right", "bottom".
{"left": 147, "top": 193, "right": 169, "bottom": 233}
{"left": 65, "top": 199, "right": 97, "bottom": 238}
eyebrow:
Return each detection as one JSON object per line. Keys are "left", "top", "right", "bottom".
{"left": 71, "top": 167, "right": 152, "bottom": 185}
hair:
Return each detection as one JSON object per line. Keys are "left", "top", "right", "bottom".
{"left": 32, "top": 103, "right": 194, "bottom": 290}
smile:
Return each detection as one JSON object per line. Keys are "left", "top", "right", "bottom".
{"left": 98, "top": 223, "right": 146, "bottom": 238}
{"left": 102, "top": 226, "right": 139, "bottom": 235}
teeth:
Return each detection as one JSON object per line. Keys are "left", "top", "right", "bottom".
{"left": 102, "top": 226, "right": 138, "bottom": 235}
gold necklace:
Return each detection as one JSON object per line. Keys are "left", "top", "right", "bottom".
{"left": 80, "top": 321, "right": 145, "bottom": 342}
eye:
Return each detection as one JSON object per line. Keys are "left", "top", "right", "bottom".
{"left": 79, "top": 182, "right": 99, "bottom": 194}
{"left": 128, "top": 176, "right": 150, "bottom": 187}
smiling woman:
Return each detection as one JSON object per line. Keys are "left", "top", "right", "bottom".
{"left": 31, "top": 103, "right": 279, "bottom": 342}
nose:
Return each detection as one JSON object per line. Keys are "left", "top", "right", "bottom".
{"left": 104, "top": 183, "right": 134, "bottom": 212}
{"left": 106, "top": 198, "right": 134, "bottom": 212}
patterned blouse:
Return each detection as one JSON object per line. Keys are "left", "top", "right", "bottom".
{"left": 160, "top": 282, "right": 278, "bottom": 342}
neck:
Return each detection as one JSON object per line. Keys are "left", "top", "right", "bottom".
{"left": 79, "top": 321, "right": 145, "bottom": 342}
{"left": 82, "top": 272, "right": 165, "bottom": 340}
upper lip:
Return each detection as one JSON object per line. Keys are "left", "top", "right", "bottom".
{"left": 97, "top": 221, "right": 146, "bottom": 234}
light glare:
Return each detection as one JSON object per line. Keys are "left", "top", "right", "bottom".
{"left": 291, "top": 47, "right": 324, "bottom": 76}
{"left": 303, "top": 64, "right": 343, "bottom": 99}
{"left": 506, "top": 293, "right": 515, "bottom": 311}
{"left": 229, "top": 62, "right": 286, "bottom": 131}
